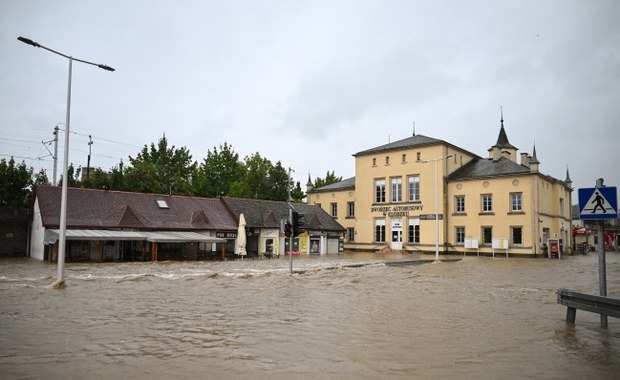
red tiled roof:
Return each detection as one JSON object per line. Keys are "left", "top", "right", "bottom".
{"left": 35, "top": 185, "right": 237, "bottom": 231}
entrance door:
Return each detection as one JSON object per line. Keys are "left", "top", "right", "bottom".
{"left": 391, "top": 219, "right": 403, "bottom": 250}
{"left": 391, "top": 230, "right": 402, "bottom": 250}
{"left": 392, "top": 231, "right": 403, "bottom": 250}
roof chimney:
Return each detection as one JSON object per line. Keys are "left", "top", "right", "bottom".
{"left": 520, "top": 152, "right": 530, "bottom": 167}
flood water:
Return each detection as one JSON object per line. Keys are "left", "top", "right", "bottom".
{"left": 1, "top": 251, "right": 619, "bottom": 379}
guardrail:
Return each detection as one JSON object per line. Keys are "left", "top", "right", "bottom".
{"left": 556, "top": 288, "right": 620, "bottom": 324}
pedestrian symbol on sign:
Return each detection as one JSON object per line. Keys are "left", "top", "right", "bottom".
{"left": 591, "top": 191, "right": 607, "bottom": 214}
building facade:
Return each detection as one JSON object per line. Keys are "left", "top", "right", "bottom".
{"left": 307, "top": 120, "right": 573, "bottom": 257}
{"left": 31, "top": 185, "right": 345, "bottom": 262}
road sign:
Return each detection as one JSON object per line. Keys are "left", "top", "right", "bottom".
{"left": 578, "top": 187, "right": 617, "bottom": 220}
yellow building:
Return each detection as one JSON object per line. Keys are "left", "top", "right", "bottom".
{"left": 307, "top": 118, "right": 573, "bottom": 257}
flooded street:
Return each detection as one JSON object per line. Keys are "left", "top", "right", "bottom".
{"left": 1, "top": 252, "right": 619, "bottom": 379}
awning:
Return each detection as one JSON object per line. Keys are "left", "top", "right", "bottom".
{"left": 44, "top": 229, "right": 226, "bottom": 245}
{"left": 143, "top": 231, "right": 226, "bottom": 243}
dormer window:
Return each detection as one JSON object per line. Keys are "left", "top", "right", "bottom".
{"left": 156, "top": 200, "right": 169, "bottom": 209}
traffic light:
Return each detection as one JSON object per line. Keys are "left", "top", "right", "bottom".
{"left": 292, "top": 211, "right": 306, "bottom": 237}
{"left": 284, "top": 221, "right": 292, "bottom": 237}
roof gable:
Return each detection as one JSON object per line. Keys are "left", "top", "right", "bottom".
{"left": 100, "top": 205, "right": 147, "bottom": 228}
{"left": 191, "top": 210, "right": 209, "bottom": 228}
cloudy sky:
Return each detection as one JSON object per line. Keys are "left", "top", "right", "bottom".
{"left": 1, "top": 0, "right": 619, "bottom": 199}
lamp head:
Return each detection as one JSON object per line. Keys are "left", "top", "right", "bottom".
{"left": 98, "top": 64, "right": 115, "bottom": 72}
{"left": 17, "top": 36, "right": 39, "bottom": 47}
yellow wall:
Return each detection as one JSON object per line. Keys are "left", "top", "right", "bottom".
{"left": 448, "top": 175, "right": 536, "bottom": 255}
{"left": 307, "top": 187, "right": 355, "bottom": 241}
{"left": 350, "top": 144, "right": 477, "bottom": 250}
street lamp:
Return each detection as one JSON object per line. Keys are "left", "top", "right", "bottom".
{"left": 421, "top": 154, "right": 453, "bottom": 261}
{"left": 18, "top": 36, "right": 114, "bottom": 286}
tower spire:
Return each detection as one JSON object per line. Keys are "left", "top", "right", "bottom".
{"left": 493, "top": 107, "right": 515, "bottom": 149}
{"left": 565, "top": 165, "right": 572, "bottom": 185}
{"left": 531, "top": 142, "right": 540, "bottom": 163}
{"left": 500, "top": 105, "right": 504, "bottom": 127}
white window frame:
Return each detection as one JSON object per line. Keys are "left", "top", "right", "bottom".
{"left": 375, "top": 179, "right": 386, "bottom": 203}
{"left": 408, "top": 218, "right": 420, "bottom": 243}
{"left": 391, "top": 177, "right": 402, "bottom": 203}
{"left": 375, "top": 219, "right": 386, "bottom": 242}
{"left": 455, "top": 195, "right": 465, "bottom": 213}
{"left": 482, "top": 194, "right": 493, "bottom": 213}
{"left": 511, "top": 192, "right": 522, "bottom": 212}
{"left": 408, "top": 175, "right": 420, "bottom": 202}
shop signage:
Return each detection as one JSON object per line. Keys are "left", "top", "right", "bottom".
{"left": 370, "top": 204, "right": 423, "bottom": 217}
{"left": 391, "top": 219, "right": 403, "bottom": 231}
{"left": 419, "top": 214, "right": 443, "bottom": 220}
{"left": 216, "top": 231, "right": 237, "bottom": 239}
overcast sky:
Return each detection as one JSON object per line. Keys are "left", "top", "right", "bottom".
{"left": 1, "top": 0, "right": 619, "bottom": 201}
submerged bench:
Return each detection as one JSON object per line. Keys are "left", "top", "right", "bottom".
{"left": 556, "top": 288, "right": 620, "bottom": 324}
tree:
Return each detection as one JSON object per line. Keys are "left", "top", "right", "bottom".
{"left": 58, "top": 163, "right": 82, "bottom": 187}
{"left": 82, "top": 167, "right": 111, "bottom": 190}
{"left": 124, "top": 135, "right": 196, "bottom": 195}
{"left": 108, "top": 162, "right": 126, "bottom": 191}
{"left": 313, "top": 170, "right": 342, "bottom": 188}
{"left": 195, "top": 142, "right": 244, "bottom": 197}
{"left": 227, "top": 153, "right": 291, "bottom": 200}
{"left": 290, "top": 181, "right": 305, "bottom": 203}
{"left": 265, "top": 161, "right": 290, "bottom": 201}
{"left": 33, "top": 169, "right": 49, "bottom": 186}
{"left": 230, "top": 153, "right": 271, "bottom": 199}
{"left": 0, "top": 158, "right": 33, "bottom": 208}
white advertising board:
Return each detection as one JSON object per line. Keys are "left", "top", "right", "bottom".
{"left": 464, "top": 238, "right": 479, "bottom": 249}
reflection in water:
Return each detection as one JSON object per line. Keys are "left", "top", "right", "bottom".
{"left": 1, "top": 252, "right": 619, "bottom": 379}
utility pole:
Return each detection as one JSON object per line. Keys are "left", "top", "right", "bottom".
{"left": 41, "top": 125, "right": 60, "bottom": 185}
{"left": 288, "top": 167, "right": 294, "bottom": 274}
{"left": 86, "top": 135, "right": 93, "bottom": 180}
{"left": 53, "top": 125, "right": 59, "bottom": 185}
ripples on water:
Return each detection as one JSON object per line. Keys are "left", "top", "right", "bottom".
{"left": 1, "top": 252, "right": 619, "bottom": 379}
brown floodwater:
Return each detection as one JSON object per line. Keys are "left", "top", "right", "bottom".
{"left": 1, "top": 252, "right": 619, "bottom": 379}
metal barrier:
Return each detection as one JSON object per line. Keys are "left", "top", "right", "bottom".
{"left": 557, "top": 288, "right": 620, "bottom": 324}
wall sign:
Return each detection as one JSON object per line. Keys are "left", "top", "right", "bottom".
{"left": 216, "top": 231, "right": 237, "bottom": 239}
{"left": 370, "top": 204, "right": 424, "bottom": 217}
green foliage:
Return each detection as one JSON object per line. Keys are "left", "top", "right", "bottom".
{"left": 108, "top": 163, "right": 126, "bottom": 190}
{"left": 290, "top": 181, "right": 306, "bottom": 203}
{"left": 57, "top": 163, "right": 82, "bottom": 187}
{"left": 82, "top": 167, "right": 111, "bottom": 190}
{"left": 230, "top": 153, "right": 272, "bottom": 199}
{"left": 267, "top": 161, "right": 290, "bottom": 201}
{"left": 0, "top": 158, "right": 33, "bottom": 207}
{"left": 313, "top": 170, "right": 342, "bottom": 189}
{"left": 124, "top": 135, "right": 196, "bottom": 195}
{"left": 33, "top": 169, "right": 49, "bottom": 186}
{"left": 195, "top": 142, "right": 244, "bottom": 197}
{"left": 228, "top": 154, "right": 291, "bottom": 201}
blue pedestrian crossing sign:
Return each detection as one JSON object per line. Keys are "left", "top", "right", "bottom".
{"left": 578, "top": 187, "right": 618, "bottom": 220}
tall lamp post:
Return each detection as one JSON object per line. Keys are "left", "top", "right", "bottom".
{"left": 422, "top": 154, "right": 453, "bottom": 261}
{"left": 18, "top": 36, "right": 114, "bottom": 286}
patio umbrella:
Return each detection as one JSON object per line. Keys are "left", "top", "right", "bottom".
{"left": 237, "top": 213, "right": 247, "bottom": 257}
